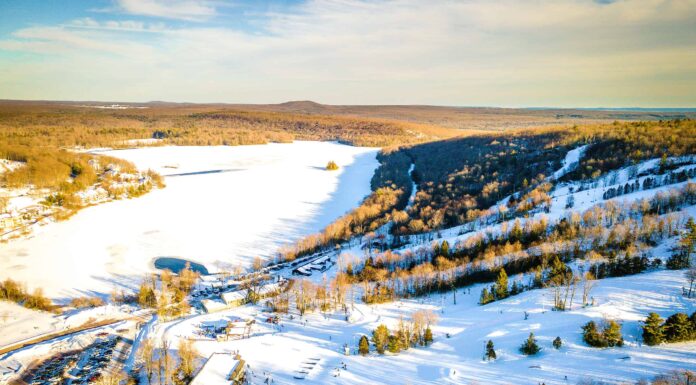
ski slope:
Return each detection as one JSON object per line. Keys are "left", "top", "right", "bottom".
{"left": 149, "top": 268, "right": 695, "bottom": 385}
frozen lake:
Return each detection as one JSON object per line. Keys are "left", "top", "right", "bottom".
{"left": 0, "top": 142, "right": 379, "bottom": 300}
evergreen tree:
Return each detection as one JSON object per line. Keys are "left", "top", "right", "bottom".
{"left": 424, "top": 327, "right": 433, "bottom": 346}
{"left": 532, "top": 266, "right": 544, "bottom": 288}
{"left": 642, "top": 312, "right": 664, "bottom": 346}
{"left": 603, "top": 320, "right": 624, "bottom": 347}
{"left": 549, "top": 256, "right": 570, "bottom": 282}
{"left": 510, "top": 280, "right": 521, "bottom": 295}
{"left": 510, "top": 219, "right": 523, "bottom": 242}
{"left": 520, "top": 332, "right": 541, "bottom": 355}
{"left": 668, "top": 218, "right": 696, "bottom": 269}
{"left": 494, "top": 268, "right": 509, "bottom": 299}
{"left": 552, "top": 336, "right": 562, "bottom": 349}
{"left": 582, "top": 321, "right": 606, "bottom": 348}
{"left": 479, "top": 287, "right": 494, "bottom": 305}
{"left": 137, "top": 281, "right": 157, "bottom": 308}
{"left": 664, "top": 313, "right": 693, "bottom": 342}
{"left": 358, "top": 335, "right": 370, "bottom": 356}
{"left": 485, "top": 340, "right": 496, "bottom": 361}
{"left": 372, "top": 324, "right": 390, "bottom": 354}
{"left": 440, "top": 240, "right": 450, "bottom": 258}
{"left": 388, "top": 334, "right": 401, "bottom": 353}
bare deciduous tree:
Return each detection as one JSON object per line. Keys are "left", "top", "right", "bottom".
{"left": 686, "top": 267, "right": 696, "bottom": 298}
{"left": 139, "top": 338, "right": 156, "bottom": 384}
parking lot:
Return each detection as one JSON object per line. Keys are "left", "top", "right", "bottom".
{"left": 19, "top": 335, "right": 123, "bottom": 385}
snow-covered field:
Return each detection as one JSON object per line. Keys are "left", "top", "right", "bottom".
{"left": 150, "top": 268, "right": 696, "bottom": 385}
{"left": 0, "top": 142, "right": 378, "bottom": 300}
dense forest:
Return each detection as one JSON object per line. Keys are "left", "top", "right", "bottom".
{"left": 282, "top": 119, "right": 695, "bottom": 261}
{"left": 399, "top": 120, "right": 696, "bottom": 234}
{"left": 0, "top": 103, "right": 457, "bottom": 148}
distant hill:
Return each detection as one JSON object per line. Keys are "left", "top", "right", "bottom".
{"left": 223, "top": 102, "right": 696, "bottom": 131}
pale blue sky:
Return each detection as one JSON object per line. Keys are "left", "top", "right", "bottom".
{"left": 0, "top": 0, "right": 694, "bottom": 107}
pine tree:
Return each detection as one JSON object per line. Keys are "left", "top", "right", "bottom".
{"left": 603, "top": 320, "right": 624, "bottom": 347}
{"left": 358, "top": 335, "right": 370, "bottom": 356}
{"left": 479, "top": 287, "right": 494, "bottom": 305}
{"left": 664, "top": 313, "right": 692, "bottom": 342}
{"left": 485, "top": 340, "right": 496, "bottom": 361}
{"left": 520, "top": 332, "right": 541, "bottom": 355}
{"left": 372, "top": 324, "right": 389, "bottom": 354}
{"left": 510, "top": 280, "right": 520, "bottom": 295}
{"left": 494, "top": 268, "right": 509, "bottom": 299}
{"left": 533, "top": 266, "right": 544, "bottom": 288}
{"left": 440, "top": 240, "right": 450, "bottom": 258}
{"left": 424, "top": 327, "right": 433, "bottom": 346}
{"left": 549, "top": 256, "right": 570, "bottom": 282}
{"left": 510, "top": 219, "right": 523, "bottom": 242}
{"left": 388, "top": 334, "right": 401, "bottom": 354}
{"left": 552, "top": 336, "right": 562, "bottom": 349}
{"left": 582, "top": 321, "right": 606, "bottom": 348}
{"left": 668, "top": 218, "right": 696, "bottom": 269}
{"left": 642, "top": 312, "right": 664, "bottom": 346}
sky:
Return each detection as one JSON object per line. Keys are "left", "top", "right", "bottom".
{"left": 0, "top": 0, "right": 694, "bottom": 107}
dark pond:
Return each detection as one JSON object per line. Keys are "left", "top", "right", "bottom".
{"left": 153, "top": 257, "right": 209, "bottom": 275}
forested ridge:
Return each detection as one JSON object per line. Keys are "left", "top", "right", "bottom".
{"left": 385, "top": 119, "right": 696, "bottom": 235}
{"left": 0, "top": 103, "right": 457, "bottom": 148}
{"left": 282, "top": 119, "right": 695, "bottom": 261}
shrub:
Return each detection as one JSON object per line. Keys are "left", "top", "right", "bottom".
{"left": 24, "top": 288, "right": 52, "bottom": 311}
{"left": 552, "top": 336, "right": 562, "bottom": 349}
{"left": 582, "top": 321, "right": 606, "bottom": 347}
{"left": 69, "top": 296, "right": 105, "bottom": 309}
{"left": 582, "top": 320, "right": 623, "bottom": 348}
{"left": 326, "top": 160, "right": 339, "bottom": 171}
{"left": 485, "top": 340, "right": 496, "bottom": 360}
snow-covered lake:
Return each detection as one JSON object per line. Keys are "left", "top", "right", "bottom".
{"left": 0, "top": 142, "right": 379, "bottom": 300}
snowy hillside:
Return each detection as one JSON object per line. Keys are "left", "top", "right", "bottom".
{"left": 148, "top": 269, "right": 695, "bottom": 385}
{"left": 2, "top": 142, "right": 695, "bottom": 385}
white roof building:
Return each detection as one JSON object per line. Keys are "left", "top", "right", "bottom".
{"left": 221, "top": 289, "right": 248, "bottom": 305}
{"left": 201, "top": 299, "right": 228, "bottom": 313}
{"left": 190, "top": 353, "right": 245, "bottom": 385}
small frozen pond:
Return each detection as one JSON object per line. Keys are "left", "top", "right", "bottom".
{"left": 153, "top": 257, "right": 209, "bottom": 275}
{"left": 0, "top": 141, "right": 379, "bottom": 299}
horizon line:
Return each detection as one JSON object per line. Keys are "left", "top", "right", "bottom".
{"left": 1, "top": 98, "right": 695, "bottom": 112}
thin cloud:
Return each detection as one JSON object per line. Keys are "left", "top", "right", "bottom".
{"left": 0, "top": 0, "right": 694, "bottom": 106}
{"left": 115, "top": 0, "right": 217, "bottom": 21}
{"left": 67, "top": 18, "right": 168, "bottom": 33}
